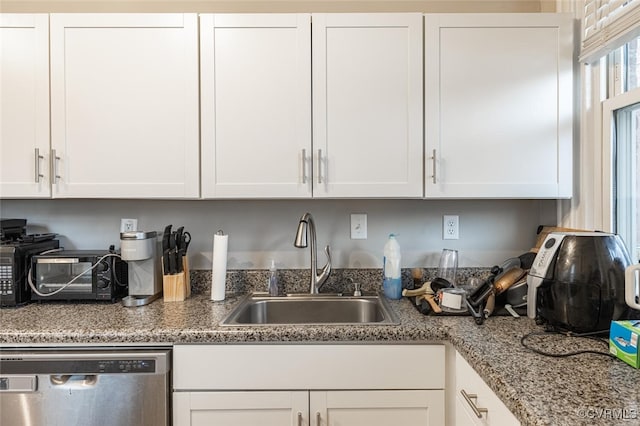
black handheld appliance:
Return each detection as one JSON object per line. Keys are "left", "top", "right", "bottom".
{"left": 527, "top": 232, "right": 631, "bottom": 333}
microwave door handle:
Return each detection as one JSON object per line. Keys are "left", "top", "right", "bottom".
{"left": 36, "top": 258, "right": 79, "bottom": 264}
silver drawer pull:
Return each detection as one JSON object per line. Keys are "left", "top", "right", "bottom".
{"left": 316, "top": 411, "right": 321, "bottom": 426}
{"left": 301, "top": 149, "right": 307, "bottom": 184}
{"left": 34, "top": 148, "right": 44, "bottom": 183}
{"left": 461, "top": 389, "right": 488, "bottom": 418}
{"left": 297, "top": 412, "right": 302, "bottom": 426}
{"left": 431, "top": 148, "right": 437, "bottom": 184}
{"left": 317, "top": 149, "right": 323, "bottom": 184}
{"left": 51, "top": 149, "right": 61, "bottom": 183}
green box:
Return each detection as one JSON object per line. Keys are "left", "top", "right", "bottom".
{"left": 609, "top": 320, "right": 640, "bottom": 368}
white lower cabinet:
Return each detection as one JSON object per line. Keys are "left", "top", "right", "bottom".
{"left": 173, "top": 345, "right": 445, "bottom": 426}
{"left": 175, "top": 389, "right": 443, "bottom": 426}
{"left": 174, "top": 391, "right": 308, "bottom": 426}
{"left": 311, "top": 390, "right": 443, "bottom": 426}
{"left": 453, "top": 351, "right": 520, "bottom": 426}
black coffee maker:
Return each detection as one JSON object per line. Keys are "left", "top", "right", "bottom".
{"left": 527, "top": 232, "right": 632, "bottom": 333}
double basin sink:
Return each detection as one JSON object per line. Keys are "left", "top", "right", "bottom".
{"left": 221, "top": 293, "right": 399, "bottom": 326}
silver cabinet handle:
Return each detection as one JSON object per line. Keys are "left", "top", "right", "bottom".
{"left": 460, "top": 389, "right": 488, "bottom": 418}
{"left": 34, "top": 148, "right": 44, "bottom": 183}
{"left": 297, "top": 412, "right": 303, "bottom": 426}
{"left": 317, "top": 149, "right": 323, "bottom": 184}
{"left": 302, "top": 149, "right": 307, "bottom": 184}
{"left": 316, "top": 412, "right": 321, "bottom": 426}
{"left": 51, "top": 149, "right": 61, "bottom": 183}
{"left": 431, "top": 149, "right": 437, "bottom": 184}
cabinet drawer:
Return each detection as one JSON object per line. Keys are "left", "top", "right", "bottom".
{"left": 455, "top": 352, "right": 520, "bottom": 426}
{"left": 174, "top": 344, "right": 445, "bottom": 390}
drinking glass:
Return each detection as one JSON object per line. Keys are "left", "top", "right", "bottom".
{"left": 437, "top": 249, "right": 458, "bottom": 287}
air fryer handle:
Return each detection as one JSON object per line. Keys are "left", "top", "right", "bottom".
{"left": 625, "top": 264, "right": 640, "bottom": 310}
{"left": 527, "top": 275, "right": 543, "bottom": 319}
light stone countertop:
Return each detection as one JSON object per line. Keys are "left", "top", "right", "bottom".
{"left": 1, "top": 292, "right": 639, "bottom": 426}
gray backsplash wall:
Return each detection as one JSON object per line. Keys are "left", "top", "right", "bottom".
{"left": 0, "top": 199, "right": 556, "bottom": 269}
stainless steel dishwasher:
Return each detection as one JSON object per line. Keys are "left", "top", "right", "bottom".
{"left": 0, "top": 348, "right": 170, "bottom": 426}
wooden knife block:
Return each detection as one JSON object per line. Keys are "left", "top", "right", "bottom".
{"left": 162, "top": 257, "right": 191, "bottom": 302}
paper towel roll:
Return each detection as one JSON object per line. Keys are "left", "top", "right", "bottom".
{"left": 211, "top": 233, "right": 228, "bottom": 301}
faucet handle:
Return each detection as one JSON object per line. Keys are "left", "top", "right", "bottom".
{"left": 353, "top": 281, "right": 362, "bottom": 297}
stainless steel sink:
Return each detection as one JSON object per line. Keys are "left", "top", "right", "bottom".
{"left": 220, "top": 293, "right": 399, "bottom": 326}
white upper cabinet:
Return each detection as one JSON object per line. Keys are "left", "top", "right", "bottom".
{"left": 0, "top": 14, "right": 51, "bottom": 198}
{"left": 201, "top": 13, "right": 423, "bottom": 199}
{"left": 200, "top": 14, "right": 312, "bottom": 198}
{"left": 50, "top": 13, "right": 199, "bottom": 198}
{"left": 312, "top": 13, "right": 424, "bottom": 198}
{"left": 425, "top": 13, "right": 574, "bottom": 199}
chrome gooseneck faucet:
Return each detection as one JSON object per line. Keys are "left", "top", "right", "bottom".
{"left": 294, "top": 212, "right": 332, "bottom": 294}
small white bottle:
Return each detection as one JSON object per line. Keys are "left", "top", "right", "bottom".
{"left": 268, "top": 260, "right": 278, "bottom": 296}
{"left": 383, "top": 234, "right": 402, "bottom": 299}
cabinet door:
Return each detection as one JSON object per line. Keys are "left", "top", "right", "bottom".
{"left": 454, "top": 352, "right": 520, "bottom": 426}
{"left": 50, "top": 13, "right": 199, "bottom": 198}
{"left": 310, "top": 390, "right": 445, "bottom": 425}
{"left": 425, "top": 13, "right": 573, "bottom": 198}
{"left": 200, "top": 14, "right": 311, "bottom": 198}
{"left": 312, "top": 13, "right": 423, "bottom": 198}
{"left": 173, "top": 391, "right": 308, "bottom": 426}
{"left": 455, "top": 392, "right": 484, "bottom": 426}
{"left": 0, "top": 14, "right": 50, "bottom": 198}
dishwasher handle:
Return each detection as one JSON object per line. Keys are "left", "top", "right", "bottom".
{"left": 50, "top": 374, "right": 98, "bottom": 387}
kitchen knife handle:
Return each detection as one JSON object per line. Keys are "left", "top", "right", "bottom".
{"left": 317, "top": 149, "right": 323, "bottom": 184}
{"left": 431, "top": 149, "right": 437, "bottom": 184}
{"left": 301, "top": 149, "right": 307, "bottom": 184}
{"left": 460, "top": 389, "right": 488, "bottom": 418}
{"left": 51, "top": 149, "right": 61, "bottom": 183}
{"left": 34, "top": 148, "right": 44, "bottom": 183}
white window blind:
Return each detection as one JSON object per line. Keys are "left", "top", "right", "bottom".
{"left": 581, "top": 0, "right": 640, "bottom": 63}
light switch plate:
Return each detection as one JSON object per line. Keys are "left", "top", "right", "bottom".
{"left": 350, "top": 214, "right": 367, "bottom": 240}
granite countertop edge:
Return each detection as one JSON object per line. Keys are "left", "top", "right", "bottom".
{"left": 1, "top": 292, "right": 638, "bottom": 426}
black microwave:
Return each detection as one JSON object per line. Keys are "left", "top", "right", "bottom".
{"left": 31, "top": 250, "right": 128, "bottom": 302}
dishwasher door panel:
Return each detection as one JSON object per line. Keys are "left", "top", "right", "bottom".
{"left": 0, "top": 350, "right": 170, "bottom": 426}
{"left": 1, "top": 373, "right": 169, "bottom": 426}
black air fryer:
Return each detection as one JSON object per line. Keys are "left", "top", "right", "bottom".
{"left": 527, "top": 232, "right": 631, "bottom": 333}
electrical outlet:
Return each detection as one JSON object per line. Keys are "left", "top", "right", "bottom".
{"left": 443, "top": 215, "right": 459, "bottom": 240}
{"left": 350, "top": 214, "right": 367, "bottom": 239}
{"left": 120, "top": 218, "right": 138, "bottom": 233}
